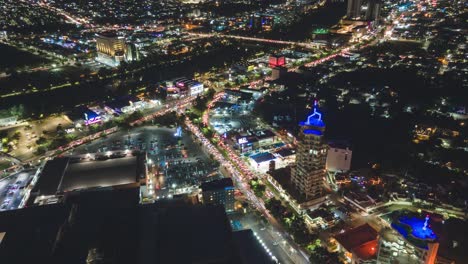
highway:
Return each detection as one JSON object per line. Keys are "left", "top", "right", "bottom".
{"left": 187, "top": 32, "right": 325, "bottom": 50}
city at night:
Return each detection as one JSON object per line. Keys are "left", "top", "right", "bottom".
{"left": 0, "top": 0, "right": 466, "bottom": 263}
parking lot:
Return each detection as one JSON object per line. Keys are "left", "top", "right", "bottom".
{"left": 209, "top": 94, "right": 258, "bottom": 134}
{"left": 0, "top": 170, "right": 35, "bottom": 211}
{"left": 71, "top": 125, "right": 219, "bottom": 196}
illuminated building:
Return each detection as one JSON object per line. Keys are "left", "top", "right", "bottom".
{"left": 291, "top": 101, "right": 327, "bottom": 202}
{"left": 325, "top": 142, "right": 352, "bottom": 190}
{"left": 125, "top": 43, "right": 140, "bottom": 62}
{"left": 201, "top": 178, "right": 235, "bottom": 212}
{"left": 269, "top": 54, "right": 286, "bottom": 68}
{"left": 326, "top": 142, "right": 352, "bottom": 173}
{"left": 0, "top": 31, "right": 8, "bottom": 40}
{"left": 347, "top": 0, "right": 362, "bottom": 20}
{"left": 378, "top": 215, "right": 440, "bottom": 264}
{"left": 95, "top": 32, "right": 126, "bottom": 67}
{"left": 260, "top": 15, "right": 275, "bottom": 31}
{"left": 365, "top": 0, "right": 382, "bottom": 21}
{"left": 333, "top": 223, "right": 379, "bottom": 264}
{"left": 83, "top": 109, "right": 102, "bottom": 126}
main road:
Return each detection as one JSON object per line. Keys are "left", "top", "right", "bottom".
{"left": 187, "top": 32, "right": 325, "bottom": 50}
{"left": 185, "top": 119, "right": 310, "bottom": 264}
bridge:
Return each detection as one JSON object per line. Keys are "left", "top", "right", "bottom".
{"left": 187, "top": 32, "right": 325, "bottom": 49}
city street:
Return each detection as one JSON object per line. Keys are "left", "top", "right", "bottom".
{"left": 185, "top": 118, "right": 310, "bottom": 264}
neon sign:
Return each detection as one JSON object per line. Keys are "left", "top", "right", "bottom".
{"left": 238, "top": 137, "right": 248, "bottom": 144}
{"left": 174, "top": 126, "right": 182, "bottom": 137}
{"left": 306, "top": 101, "right": 322, "bottom": 124}
{"left": 300, "top": 100, "right": 325, "bottom": 127}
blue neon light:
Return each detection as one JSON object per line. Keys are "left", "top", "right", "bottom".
{"left": 392, "top": 215, "right": 437, "bottom": 249}
{"left": 399, "top": 216, "right": 437, "bottom": 240}
{"left": 303, "top": 129, "right": 322, "bottom": 136}
{"left": 299, "top": 101, "right": 325, "bottom": 127}
{"left": 174, "top": 126, "right": 182, "bottom": 137}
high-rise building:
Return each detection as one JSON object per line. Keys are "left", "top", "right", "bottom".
{"left": 347, "top": 0, "right": 363, "bottom": 20}
{"left": 201, "top": 178, "right": 235, "bottom": 212}
{"left": 291, "top": 101, "right": 327, "bottom": 201}
{"left": 95, "top": 32, "right": 126, "bottom": 67}
{"left": 96, "top": 32, "right": 125, "bottom": 57}
{"left": 365, "top": 0, "right": 382, "bottom": 21}
{"left": 326, "top": 142, "right": 352, "bottom": 173}
{"left": 125, "top": 43, "right": 140, "bottom": 62}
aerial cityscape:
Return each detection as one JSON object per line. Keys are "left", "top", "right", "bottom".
{"left": 0, "top": 0, "right": 466, "bottom": 263}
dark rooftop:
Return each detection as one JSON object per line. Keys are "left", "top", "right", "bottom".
{"left": 139, "top": 204, "right": 240, "bottom": 264}
{"left": 31, "top": 157, "right": 69, "bottom": 196}
{"left": 58, "top": 156, "right": 139, "bottom": 192}
{"left": 28, "top": 156, "right": 143, "bottom": 205}
{"left": 250, "top": 152, "right": 275, "bottom": 164}
{"left": 0, "top": 190, "right": 248, "bottom": 264}
{"left": 334, "top": 223, "right": 378, "bottom": 260}
{"left": 232, "top": 229, "right": 275, "bottom": 264}
{"left": 201, "top": 178, "right": 234, "bottom": 192}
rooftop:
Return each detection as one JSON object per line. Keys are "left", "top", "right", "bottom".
{"left": 233, "top": 229, "right": 275, "bottom": 264}
{"left": 58, "top": 156, "right": 140, "bottom": 192}
{"left": 0, "top": 193, "right": 246, "bottom": 264}
{"left": 201, "top": 178, "right": 234, "bottom": 192}
{"left": 250, "top": 152, "right": 276, "bottom": 164}
{"left": 335, "top": 223, "right": 378, "bottom": 260}
{"left": 29, "top": 155, "right": 144, "bottom": 204}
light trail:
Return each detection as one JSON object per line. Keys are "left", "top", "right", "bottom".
{"left": 185, "top": 119, "right": 310, "bottom": 263}
{"left": 187, "top": 32, "right": 324, "bottom": 50}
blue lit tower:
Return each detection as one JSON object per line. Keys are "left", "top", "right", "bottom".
{"left": 292, "top": 101, "right": 327, "bottom": 201}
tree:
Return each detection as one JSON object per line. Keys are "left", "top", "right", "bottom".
{"left": 12, "top": 132, "right": 21, "bottom": 140}
{"left": 35, "top": 146, "right": 47, "bottom": 155}
{"left": 36, "top": 136, "right": 47, "bottom": 145}
{"left": 249, "top": 178, "right": 266, "bottom": 197}
{"left": 309, "top": 247, "right": 341, "bottom": 264}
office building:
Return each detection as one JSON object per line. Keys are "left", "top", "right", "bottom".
{"left": 95, "top": 32, "right": 126, "bottom": 67}
{"left": 291, "top": 102, "right": 327, "bottom": 201}
{"left": 326, "top": 142, "right": 352, "bottom": 173}
{"left": 347, "top": 0, "right": 362, "bottom": 20}
{"left": 365, "top": 0, "right": 382, "bottom": 21}
{"left": 125, "top": 43, "right": 140, "bottom": 62}
{"left": 201, "top": 178, "right": 235, "bottom": 212}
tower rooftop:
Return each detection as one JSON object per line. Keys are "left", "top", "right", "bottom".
{"left": 299, "top": 101, "right": 325, "bottom": 127}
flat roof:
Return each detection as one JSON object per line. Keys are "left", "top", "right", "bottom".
{"left": 250, "top": 152, "right": 275, "bottom": 164}
{"left": 32, "top": 158, "right": 69, "bottom": 196}
{"left": 139, "top": 204, "right": 240, "bottom": 264}
{"left": 274, "top": 148, "right": 295, "bottom": 158}
{"left": 201, "top": 178, "right": 234, "bottom": 192}
{"left": 334, "top": 223, "right": 378, "bottom": 260}
{"left": 58, "top": 156, "right": 139, "bottom": 192}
